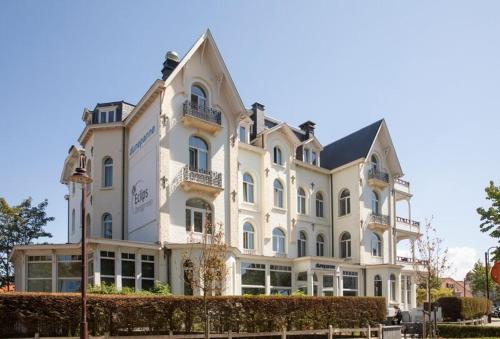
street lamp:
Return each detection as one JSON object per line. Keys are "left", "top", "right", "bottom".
{"left": 68, "top": 151, "right": 93, "bottom": 339}
{"left": 485, "top": 246, "right": 497, "bottom": 324}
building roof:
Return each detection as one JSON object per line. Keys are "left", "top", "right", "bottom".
{"left": 320, "top": 119, "right": 384, "bottom": 170}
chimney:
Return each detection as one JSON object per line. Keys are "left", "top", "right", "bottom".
{"left": 299, "top": 120, "right": 316, "bottom": 139}
{"left": 250, "top": 102, "right": 266, "bottom": 139}
{"left": 161, "top": 51, "right": 180, "bottom": 80}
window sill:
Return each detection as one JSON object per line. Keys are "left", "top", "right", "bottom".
{"left": 272, "top": 207, "right": 287, "bottom": 214}
{"left": 337, "top": 213, "right": 351, "bottom": 220}
{"left": 100, "top": 186, "right": 114, "bottom": 191}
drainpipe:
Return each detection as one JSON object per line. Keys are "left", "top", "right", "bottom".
{"left": 330, "top": 173, "right": 335, "bottom": 257}
{"left": 65, "top": 194, "right": 70, "bottom": 243}
{"left": 122, "top": 127, "right": 126, "bottom": 240}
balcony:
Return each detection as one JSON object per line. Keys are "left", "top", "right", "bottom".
{"left": 395, "top": 216, "right": 421, "bottom": 240}
{"left": 395, "top": 178, "right": 412, "bottom": 201}
{"left": 181, "top": 100, "right": 222, "bottom": 134}
{"left": 367, "top": 168, "right": 389, "bottom": 189}
{"left": 178, "top": 165, "right": 223, "bottom": 196}
{"left": 367, "top": 213, "right": 390, "bottom": 232}
{"left": 397, "top": 256, "right": 428, "bottom": 270}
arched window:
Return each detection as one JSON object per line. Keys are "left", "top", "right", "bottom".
{"left": 389, "top": 274, "right": 396, "bottom": 301}
{"left": 243, "top": 173, "right": 254, "bottom": 203}
{"left": 374, "top": 275, "right": 382, "bottom": 297}
{"left": 371, "top": 191, "right": 379, "bottom": 214}
{"left": 316, "top": 234, "right": 325, "bottom": 256}
{"left": 371, "top": 154, "right": 379, "bottom": 171}
{"left": 298, "top": 231, "right": 307, "bottom": 257}
{"left": 102, "top": 213, "right": 112, "bottom": 239}
{"left": 273, "top": 179, "right": 284, "bottom": 208}
{"left": 103, "top": 157, "right": 113, "bottom": 187}
{"left": 339, "top": 189, "right": 351, "bottom": 216}
{"left": 243, "top": 222, "right": 254, "bottom": 250}
{"left": 340, "top": 232, "right": 352, "bottom": 258}
{"left": 316, "top": 192, "right": 324, "bottom": 218}
{"left": 189, "top": 136, "right": 209, "bottom": 171}
{"left": 71, "top": 209, "right": 76, "bottom": 234}
{"left": 273, "top": 146, "right": 283, "bottom": 165}
{"left": 191, "top": 85, "right": 207, "bottom": 110}
{"left": 272, "top": 228, "right": 285, "bottom": 254}
{"left": 370, "top": 232, "right": 382, "bottom": 257}
{"left": 297, "top": 188, "right": 306, "bottom": 214}
{"left": 185, "top": 198, "right": 212, "bottom": 233}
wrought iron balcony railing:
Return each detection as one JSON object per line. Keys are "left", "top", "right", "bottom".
{"left": 396, "top": 216, "right": 420, "bottom": 228}
{"left": 397, "top": 256, "right": 429, "bottom": 266}
{"left": 368, "top": 168, "right": 389, "bottom": 183}
{"left": 369, "top": 213, "right": 390, "bottom": 226}
{"left": 183, "top": 100, "right": 222, "bottom": 125}
{"left": 180, "top": 165, "right": 222, "bottom": 188}
{"left": 395, "top": 178, "right": 410, "bottom": 187}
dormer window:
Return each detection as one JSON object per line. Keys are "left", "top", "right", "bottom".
{"left": 239, "top": 126, "right": 247, "bottom": 143}
{"left": 108, "top": 110, "right": 115, "bottom": 123}
{"left": 100, "top": 111, "right": 107, "bottom": 123}
{"left": 303, "top": 149, "right": 310, "bottom": 163}
{"left": 312, "top": 151, "right": 318, "bottom": 166}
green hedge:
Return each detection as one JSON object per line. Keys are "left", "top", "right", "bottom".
{"left": 438, "top": 324, "right": 500, "bottom": 338}
{"left": 0, "top": 294, "right": 386, "bottom": 337}
{"left": 438, "top": 297, "right": 491, "bottom": 321}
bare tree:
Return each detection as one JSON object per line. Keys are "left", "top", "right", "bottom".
{"left": 413, "top": 219, "right": 449, "bottom": 338}
{"left": 182, "top": 216, "right": 228, "bottom": 339}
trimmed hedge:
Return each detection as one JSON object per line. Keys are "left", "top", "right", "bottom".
{"left": 438, "top": 297, "right": 491, "bottom": 321}
{"left": 0, "top": 293, "right": 386, "bottom": 337}
{"left": 438, "top": 324, "right": 500, "bottom": 338}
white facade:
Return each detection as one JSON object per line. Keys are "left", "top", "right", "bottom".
{"left": 11, "top": 30, "right": 421, "bottom": 314}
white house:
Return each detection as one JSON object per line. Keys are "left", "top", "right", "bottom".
{"left": 11, "top": 30, "right": 421, "bottom": 314}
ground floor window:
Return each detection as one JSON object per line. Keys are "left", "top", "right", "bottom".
{"left": 389, "top": 274, "right": 397, "bottom": 302}
{"left": 57, "top": 255, "right": 81, "bottom": 292}
{"left": 401, "top": 275, "right": 412, "bottom": 304}
{"left": 141, "top": 255, "right": 155, "bottom": 290}
{"left": 342, "top": 271, "right": 358, "bottom": 296}
{"left": 27, "top": 255, "right": 52, "bottom": 292}
{"left": 88, "top": 253, "right": 94, "bottom": 286}
{"left": 322, "top": 275, "right": 334, "bottom": 296}
{"left": 270, "top": 265, "right": 292, "bottom": 295}
{"left": 241, "top": 263, "right": 265, "bottom": 295}
{"left": 374, "top": 274, "right": 382, "bottom": 297}
{"left": 100, "top": 251, "right": 115, "bottom": 285}
{"left": 121, "top": 253, "right": 136, "bottom": 289}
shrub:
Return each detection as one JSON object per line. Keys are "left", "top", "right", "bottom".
{"left": 0, "top": 294, "right": 385, "bottom": 337}
{"left": 438, "top": 324, "right": 500, "bottom": 338}
{"left": 438, "top": 296, "right": 491, "bottom": 321}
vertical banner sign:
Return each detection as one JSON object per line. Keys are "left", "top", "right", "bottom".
{"left": 128, "top": 119, "right": 157, "bottom": 239}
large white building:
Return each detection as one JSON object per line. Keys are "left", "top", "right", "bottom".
{"left": 11, "top": 30, "right": 421, "bottom": 313}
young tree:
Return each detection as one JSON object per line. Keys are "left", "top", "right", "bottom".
{"left": 0, "top": 197, "right": 54, "bottom": 287}
{"left": 477, "top": 181, "right": 500, "bottom": 260}
{"left": 414, "top": 219, "right": 450, "bottom": 312}
{"left": 467, "top": 260, "right": 496, "bottom": 298}
{"left": 182, "top": 217, "right": 228, "bottom": 339}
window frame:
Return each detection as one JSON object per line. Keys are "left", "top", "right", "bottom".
{"left": 191, "top": 85, "right": 207, "bottom": 110}
{"left": 374, "top": 274, "right": 383, "bottom": 297}
{"left": 316, "top": 234, "right": 325, "bottom": 256}
{"left": 272, "top": 228, "right": 286, "bottom": 254}
{"left": 103, "top": 157, "right": 113, "bottom": 187}
{"left": 141, "top": 254, "right": 155, "bottom": 291}
{"left": 185, "top": 198, "right": 212, "bottom": 234}
{"left": 371, "top": 190, "right": 380, "bottom": 215}
{"left": 102, "top": 213, "right": 112, "bottom": 239}
{"left": 315, "top": 192, "right": 324, "bottom": 218}
{"left": 27, "top": 255, "right": 53, "bottom": 292}
{"left": 242, "top": 173, "right": 255, "bottom": 203}
{"left": 297, "top": 231, "right": 307, "bottom": 257}
{"left": 121, "top": 253, "right": 136, "bottom": 289}
{"left": 297, "top": 187, "right": 306, "bottom": 215}
{"left": 340, "top": 232, "right": 352, "bottom": 258}
{"left": 243, "top": 222, "right": 255, "bottom": 250}
{"left": 273, "top": 146, "right": 283, "bottom": 165}
{"left": 100, "top": 251, "right": 115, "bottom": 285}
{"left": 342, "top": 271, "right": 358, "bottom": 296}
{"left": 241, "top": 262, "right": 266, "bottom": 295}
{"left": 339, "top": 189, "right": 351, "bottom": 216}
{"left": 189, "top": 136, "right": 209, "bottom": 171}
{"left": 389, "top": 273, "right": 397, "bottom": 302}
{"left": 370, "top": 232, "right": 382, "bottom": 257}
{"left": 273, "top": 179, "right": 284, "bottom": 208}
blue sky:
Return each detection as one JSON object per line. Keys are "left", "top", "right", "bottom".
{"left": 1, "top": 1, "right": 499, "bottom": 279}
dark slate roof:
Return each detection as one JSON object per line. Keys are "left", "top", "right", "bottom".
{"left": 320, "top": 119, "right": 384, "bottom": 170}
{"left": 94, "top": 101, "right": 135, "bottom": 109}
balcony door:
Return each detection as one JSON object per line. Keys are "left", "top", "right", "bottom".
{"left": 189, "top": 136, "right": 209, "bottom": 171}
{"left": 191, "top": 85, "right": 207, "bottom": 110}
